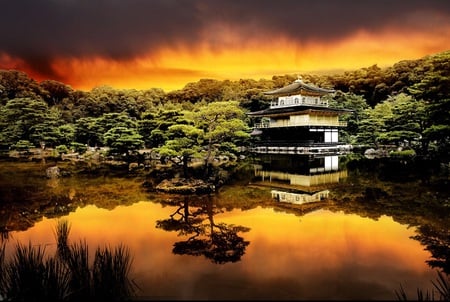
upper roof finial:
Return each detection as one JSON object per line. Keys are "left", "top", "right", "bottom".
{"left": 295, "top": 75, "right": 303, "bottom": 83}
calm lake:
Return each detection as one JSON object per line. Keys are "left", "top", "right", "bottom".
{"left": 0, "top": 154, "right": 449, "bottom": 300}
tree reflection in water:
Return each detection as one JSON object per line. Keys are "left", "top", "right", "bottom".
{"left": 156, "top": 195, "right": 250, "bottom": 264}
{"left": 0, "top": 157, "right": 449, "bottom": 299}
{"left": 251, "top": 154, "right": 450, "bottom": 277}
{"left": 412, "top": 224, "right": 450, "bottom": 275}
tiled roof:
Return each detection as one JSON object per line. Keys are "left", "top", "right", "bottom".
{"left": 264, "top": 79, "right": 335, "bottom": 96}
{"left": 247, "top": 105, "right": 352, "bottom": 117}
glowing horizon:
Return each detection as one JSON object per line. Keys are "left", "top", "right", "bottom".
{"left": 1, "top": 0, "right": 449, "bottom": 92}
{"left": 20, "top": 30, "right": 450, "bottom": 92}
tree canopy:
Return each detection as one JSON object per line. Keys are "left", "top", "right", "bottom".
{"left": 156, "top": 101, "right": 250, "bottom": 176}
{"left": 0, "top": 50, "right": 448, "bottom": 162}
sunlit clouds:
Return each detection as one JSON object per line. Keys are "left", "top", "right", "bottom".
{"left": 50, "top": 29, "right": 449, "bottom": 92}
{"left": 1, "top": 0, "right": 449, "bottom": 91}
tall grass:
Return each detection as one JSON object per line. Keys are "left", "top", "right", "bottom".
{"left": 0, "top": 219, "right": 138, "bottom": 301}
{"left": 431, "top": 271, "right": 450, "bottom": 301}
{"left": 396, "top": 270, "right": 450, "bottom": 301}
{"left": 92, "top": 244, "right": 136, "bottom": 300}
{"left": 0, "top": 242, "right": 6, "bottom": 300}
{"left": 2, "top": 242, "right": 58, "bottom": 301}
{"left": 54, "top": 219, "right": 71, "bottom": 261}
{"left": 64, "top": 239, "right": 92, "bottom": 300}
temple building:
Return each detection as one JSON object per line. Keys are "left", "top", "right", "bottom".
{"left": 248, "top": 78, "right": 352, "bottom": 155}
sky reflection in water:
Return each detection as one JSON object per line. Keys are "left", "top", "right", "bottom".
{"left": 7, "top": 200, "right": 435, "bottom": 300}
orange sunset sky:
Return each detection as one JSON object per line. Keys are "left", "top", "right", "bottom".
{"left": 1, "top": 0, "right": 449, "bottom": 92}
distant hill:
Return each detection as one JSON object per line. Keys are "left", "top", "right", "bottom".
{"left": 1, "top": 50, "right": 448, "bottom": 109}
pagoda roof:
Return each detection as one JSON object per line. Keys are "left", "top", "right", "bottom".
{"left": 247, "top": 105, "right": 352, "bottom": 118}
{"left": 264, "top": 79, "right": 335, "bottom": 96}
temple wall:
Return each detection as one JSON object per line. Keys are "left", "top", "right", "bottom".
{"left": 268, "top": 115, "right": 340, "bottom": 127}
{"left": 288, "top": 114, "right": 339, "bottom": 126}
{"left": 270, "top": 118, "right": 290, "bottom": 127}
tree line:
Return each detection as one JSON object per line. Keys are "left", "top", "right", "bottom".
{"left": 0, "top": 50, "right": 448, "bottom": 162}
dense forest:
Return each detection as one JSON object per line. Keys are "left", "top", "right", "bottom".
{"left": 0, "top": 50, "right": 449, "bottom": 163}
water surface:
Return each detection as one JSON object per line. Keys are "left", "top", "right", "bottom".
{"left": 1, "top": 155, "right": 448, "bottom": 300}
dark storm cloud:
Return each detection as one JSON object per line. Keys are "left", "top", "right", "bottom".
{"left": 1, "top": 0, "right": 449, "bottom": 78}
{"left": 1, "top": 0, "right": 202, "bottom": 60}
{"left": 207, "top": 0, "right": 450, "bottom": 40}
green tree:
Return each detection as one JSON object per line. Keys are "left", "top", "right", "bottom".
{"left": 155, "top": 101, "right": 250, "bottom": 178}
{"left": 74, "top": 117, "right": 104, "bottom": 147}
{"left": 356, "top": 101, "right": 393, "bottom": 148}
{"left": 57, "top": 124, "right": 76, "bottom": 147}
{"left": 189, "top": 101, "right": 250, "bottom": 172}
{"left": 0, "top": 70, "right": 41, "bottom": 101}
{"left": 408, "top": 51, "right": 450, "bottom": 158}
{"left": 141, "top": 103, "right": 187, "bottom": 148}
{"left": 97, "top": 112, "right": 137, "bottom": 132}
{"left": 74, "top": 112, "right": 138, "bottom": 148}
{"left": 378, "top": 94, "right": 427, "bottom": 149}
{"left": 39, "top": 80, "right": 73, "bottom": 106}
{"left": 329, "top": 92, "right": 369, "bottom": 144}
{"left": 423, "top": 123, "right": 450, "bottom": 158}
{"left": 10, "top": 140, "right": 35, "bottom": 151}
{"left": 0, "top": 98, "right": 61, "bottom": 148}
{"left": 103, "top": 127, "right": 144, "bottom": 161}
{"left": 29, "top": 107, "right": 64, "bottom": 148}
{"left": 156, "top": 124, "right": 203, "bottom": 177}
{"left": 70, "top": 142, "right": 88, "bottom": 154}
{"left": 137, "top": 110, "right": 160, "bottom": 148}
{"left": 356, "top": 94, "right": 429, "bottom": 153}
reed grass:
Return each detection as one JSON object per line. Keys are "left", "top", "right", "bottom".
{"left": 92, "top": 244, "right": 138, "bottom": 300}
{"left": 0, "top": 230, "right": 9, "bottom": 242}
{"left": 54, "top": 219, "right": 71, "bottom": 261}
{"left": 42, "top": 257, "right": 71, "bottom": 301}
{"left": 0, "top": 242, "right": 6, "bottom": 299}
{"left": 64, "top": 239, "right": 92, "bottom": 300}
{"left": 431, "top": 271, "right": 450, "bottom": 301}
{"left": 396, "top": 270, "right": 450, "bottom": 301}
{"left": 3, "top": 242, "right": 51, "bottom": 301}
{"left": 0, "top": 219, "right": 138, "bottom": 301}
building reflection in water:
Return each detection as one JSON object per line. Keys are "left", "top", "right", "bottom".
{"left": 252, "top": 154, "right": 347, "bottom": 205}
